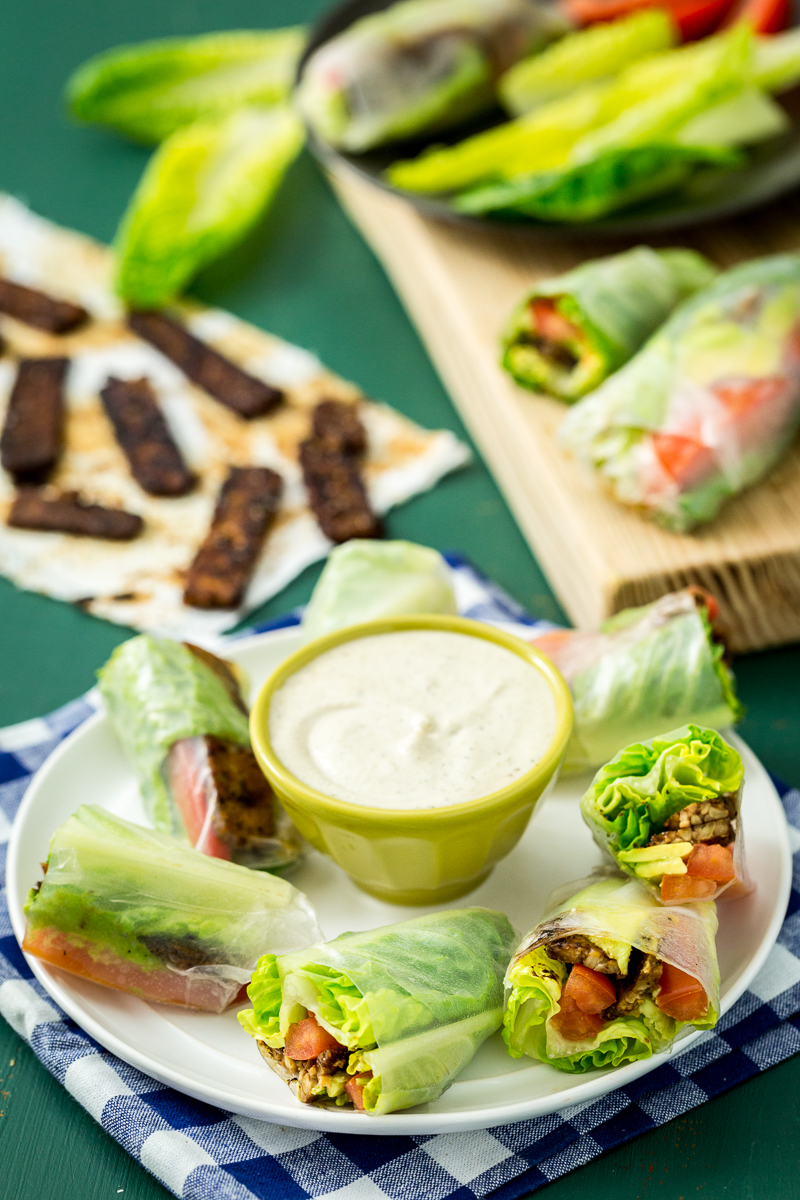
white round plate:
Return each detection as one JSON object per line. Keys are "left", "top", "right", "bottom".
{"left": 6, "top": 627, "right": 793, "bottom": 1135}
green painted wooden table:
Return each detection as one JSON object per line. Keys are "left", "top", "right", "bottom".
{"left": 1, "top": 2, "right": 799, "bottom": 1195}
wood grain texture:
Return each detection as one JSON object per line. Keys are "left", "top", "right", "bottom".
{"left": 331, "top": 166, "right": 800, "bottom": 652}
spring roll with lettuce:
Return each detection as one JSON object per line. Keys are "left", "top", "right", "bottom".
{"left": 502, "top": 247, "right": 716, "bottom": 401}
{"left": 239, "top": 908, "right": 516, "bottom": 1113}
{"left": 23, "top": 806, "right": 320, "bottom": 1012}
{"left": 504, "top": 875, "right": 719, "bottom": 1072}
{"left": 98, "top": 635, "right": 302, "bottom": 870}
{"left": 295, "top": 0, "right": 569, "bottom": 153}
{"left": 580, "top": 726, "right": 746, "bottom": 904}
{"left": 532, "top": 589, "right": 742, "bottom": 771}
{"left": 301, "top": 539, "right": 457, "bottom": 641}
{"left": 66, "top": 27, "right": 306, "bottom": 144}
{"left": 560, "top": 254, "right": 800, "bottom": 532}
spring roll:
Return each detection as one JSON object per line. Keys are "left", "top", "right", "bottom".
{"left": 502, "top": 248, "right": 716, "bottom": 402}
{"left": 295, "top": 0, "right": 568, "bottom": 153}
{"left": 504, "top": 875, "right": 719, "bottom": 1072}
{"left": 580, "top": 725, "right": 745, "bottom": 904}
{"left": 23, "top": 805, "right": 320, "bottom": 1013}
{"left": 97, "top": 635, "right": 302, "bottom": 870}
{"left": 560, "top": 254, "right": 800, "bottom": 532}
{"left": 532, "top": 589, "right": 742, "bottom": 772}
{"left": 301, "top": 539, "right": 457, "bottom": 641}
{"left": 239, "top": 908, "right": 516, "bottom": 1114}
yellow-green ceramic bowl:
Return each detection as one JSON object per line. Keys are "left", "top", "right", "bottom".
{"left": 250, "top": 615, "right": 573, "bottom": 905}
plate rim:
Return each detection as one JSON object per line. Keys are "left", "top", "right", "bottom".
{"left": 5, "top": 627, "right": 793, "bottom": 1135}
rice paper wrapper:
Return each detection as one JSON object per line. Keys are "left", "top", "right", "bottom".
{"left": 241, "top": 907, "right": 517, "bottom": 1115}
{"left": 503, "top": 875, "right": 719, "bottom": 1071}
{"left": 560, "top": 253, "right": 800, "bottom": 532}
{"left": 23, "top": 805, "right": 321, "bottom": 1013}
{"left": 533, "top": 590, "right": 742, "bottom": 771}
{"left": 580, "top": 724, "right": 747, "bottom": 903}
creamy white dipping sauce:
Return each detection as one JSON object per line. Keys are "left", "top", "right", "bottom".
{"left": 269, "top": 630, "right": 557, "bottom": 809}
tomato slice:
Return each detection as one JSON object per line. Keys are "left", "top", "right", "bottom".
{"left": 530, "top": 298, "right": 582, "bottom": 345}
{"left": 563, "top": 963, "right": 617, "bottom": 1014}
{"left": 686, "top": 841, "right": 736, "bottom": 882}
{"left": 166, "top": 738, "right": 232, "bottom": 861}
{"left": 551, "top": 996, "right": 607, "bottom": 1041}
{"left": 656, "top": 962, "right": 709, "bottom": 1022}
{"left": 345, "top": 1074, "right": 372, "bottom": 1111}
{"left": 713, "top": 376, "right": 789, "bottom": 416}
{"left": 661, "top": 873, "right": 718, "bottom": 902}
{"left": 284, "top": 1014, "right": 343, "bottom": 1061}
{"left": 722, "top": 0, "right": 790, "bottom": 31}
{"left": 529, "top": 630, "right": 574, "bottom": 657}
{"left": 564, "top": 0, "right": 736, "bottom": 39}
{"left": 651, "top": 432, "right": 711, "bottom": 486}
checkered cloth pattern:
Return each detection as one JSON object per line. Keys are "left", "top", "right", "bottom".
{"left": 1, "top": 555, "right": 799, "bottom": 1200}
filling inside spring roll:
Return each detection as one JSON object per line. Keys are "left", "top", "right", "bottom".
{"left": 504, "top": 876, "right": 719, "bottom": 1072}
{"left": 581, "top": 725, "right": 745, "bottom": 903}
{"left": 504, "top": 296, "right": 606, "bottom": 398}
{"left": 239, "top": 908, "right": 516, "bottom": 1115}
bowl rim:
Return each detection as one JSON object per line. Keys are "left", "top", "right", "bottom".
{"left": 249, "top": 613, "right": 574, "bottom": 825}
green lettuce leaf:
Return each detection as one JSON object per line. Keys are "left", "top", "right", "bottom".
{"left": 301, "top": 539, "right": 457, "bottom": 641}
{"left": 115, "top": 104, "right": 303, "bottom": 307}
{"left": 239, "top": 907, "right": 516, "bottom": 1115}
{"left": 97, "top": 635, "right": 250, "bottom": 836}
{"left": 580, "top": 725, "right": 744, "bottom": 864}
{"left": 66, "top": 27, "right": 305, "bottom": 144}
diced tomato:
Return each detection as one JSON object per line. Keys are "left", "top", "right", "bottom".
{"left": 530, "top": 299, "right": 582, "bottom": 345}
{"left": 345, "top": 1073, "right": 372, "bottom": 1111}
{"left": 22, "top": 924, "right": 234, "bottom": 1012}
{"left": 550, "top": 996, "right": 607, "bottom": 1041}
{"left": 661, "top": 873, "right": 718, "bottom": 902}
{"left": 563, "top": 963, "right": 617, "bottom": 1014}
{"left": 656, "top": 962, "right": 709, "bottom": 1022}
{"left": 167, "top": 738, "right": 232, "bottom": 861}
{"left": 564, "top": 0, "right": 736, "bottom": 40}
{"left": 687, "top": 586, "right": 719, "bottom": 625}
{"left": 722, "top": 0, "right": 790, "bottom": 31}
{"left": 651, "top": 432, "right": 711, "bottom": 487}
{"left": 530, "top": 630, "right": 574, "bottom": 657}
{"left": 686, "top": 841, "right": 736, "bottom": 882}
{"left": 713, "top": 376, "right": 789, "bottom": 416}
{"left": 284, "top": 1014, "right": 343, "bottom": 1061}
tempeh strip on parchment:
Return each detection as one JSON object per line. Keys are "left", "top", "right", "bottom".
{"left": 8, "top": 488, "right": 143, "bottom": 540}
{"left": 0, "top": 277, "right": 89, "bottom": 333}
{"left": 300, "top": 399, "right": 381, "bottom": 543}
{"left": 183, "top": 466, "right": 282, "bottom": 608}
{"left": 100, "top": 376, "right": 195, "bottom": 496}
{"left": 311, "top": 397, "right": 367, "bottom": 453}
{"left": 129, "top": 309, "right": 283, "bottom": 418}
{"left": 1, "top": 357, "right": 68, "bottom": 483}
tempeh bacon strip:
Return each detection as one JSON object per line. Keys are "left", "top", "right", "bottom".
{"left": 0, "top": 357, "right": 67, "bottom": 483}
{"left": 183, "top": 466, "right": 283, "bottom": 608}
{"left": 299, "top": 399, "right": 381, "bottom": 543}
{"left": 100, "top": 376, "right": 195, "bottom": 496}
{"left": 128, "top": 310, "right": 283, "bottom": 419}
{"left": 8, "top": 488, "right": 143, "bottom": 540}
{"left": 0, "top": 278, "right": 89, "bottom": 333}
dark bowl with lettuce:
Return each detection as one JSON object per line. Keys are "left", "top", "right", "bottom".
{"left": 296, "top": 0, "right": 800, "bottom": 236}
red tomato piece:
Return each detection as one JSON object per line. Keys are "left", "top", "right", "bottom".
{"left": 551, "top": 996, "right": 607, "bottom": 1041}
{"left": 722, "top": 0, "right": 790, "bottom": 31}
{"left": 713, "top": 376, "right": 789, "bottom": 416}
{"left": 530, "top": 630, "right": 574, "bottom": 657}
{"left": 564, "top": 0, "right": 735, "bottom": 39}
{"left": 656, "top": 962, "right": 709, "bottom": 1022}
{"left": 345, "top": 1074, "right": 372, "bottom": 1111}
{"left": 651, "top": 432, "right": 710, "bottom": 486}
{"left": 530, "top": 298, "right": 582, "bottom": 345}
{"left": 166, "top": 738, "right": 232, "bottom": 861}
{"left": 563, "top": 963, "right": 617, "bottom": 1014}
{"left": 284, "top": 1014, "right": 343, "bottom": 1061}
{"left": 686, "top": 842, "right": 736, "bottom": 882}
{"left": 661, "top": 874, "right": 718, "bottom": 902}
{"left": 687, "top": 586, "right": 719, "bottom": 624}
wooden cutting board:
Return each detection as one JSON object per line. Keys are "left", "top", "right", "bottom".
{"left": 331, "top": 164, "right": 800, "bottom": 653}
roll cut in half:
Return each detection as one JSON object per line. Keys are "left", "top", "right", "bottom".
{"left": 504, "top": 875, "right": 719, "bottom": 1072}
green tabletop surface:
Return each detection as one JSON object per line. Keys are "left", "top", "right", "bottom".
{"left": 2, "top": 2, "right": 799, "bottom": 1197}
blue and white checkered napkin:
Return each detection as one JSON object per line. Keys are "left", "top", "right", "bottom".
{"left": 1, "top": 555, "right": 799, "bottom": 1200}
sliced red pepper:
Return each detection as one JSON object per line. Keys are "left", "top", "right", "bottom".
{"left": 551, "top": 996, "right": 607, "bottom": 1041}
{"left": 721, "top": 0, "right": 790, "bottom": 32}
{"left": 661, "top": 873, "right": 718, "bottom": 901}
{"left": 563, "top": 963, "right": 617, "bottom": 1014}
{"left": 686, "top": 841, "right": 736, "bottom": 882}
{"left": 656, "top": 962, "right": 709, "bottom": 1022}
{"left": 284, "top": 1014, "right": 343, "bottom": 1060}
{"left": 564, "top": 0, "right": 736, "bottom": 40}
{"left": 345, "top": 1074, "right": 372, "bottom": 1111}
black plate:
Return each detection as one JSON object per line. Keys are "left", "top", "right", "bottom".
{"left": 297, "top": 0, "right": 800, "bottom": 237}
